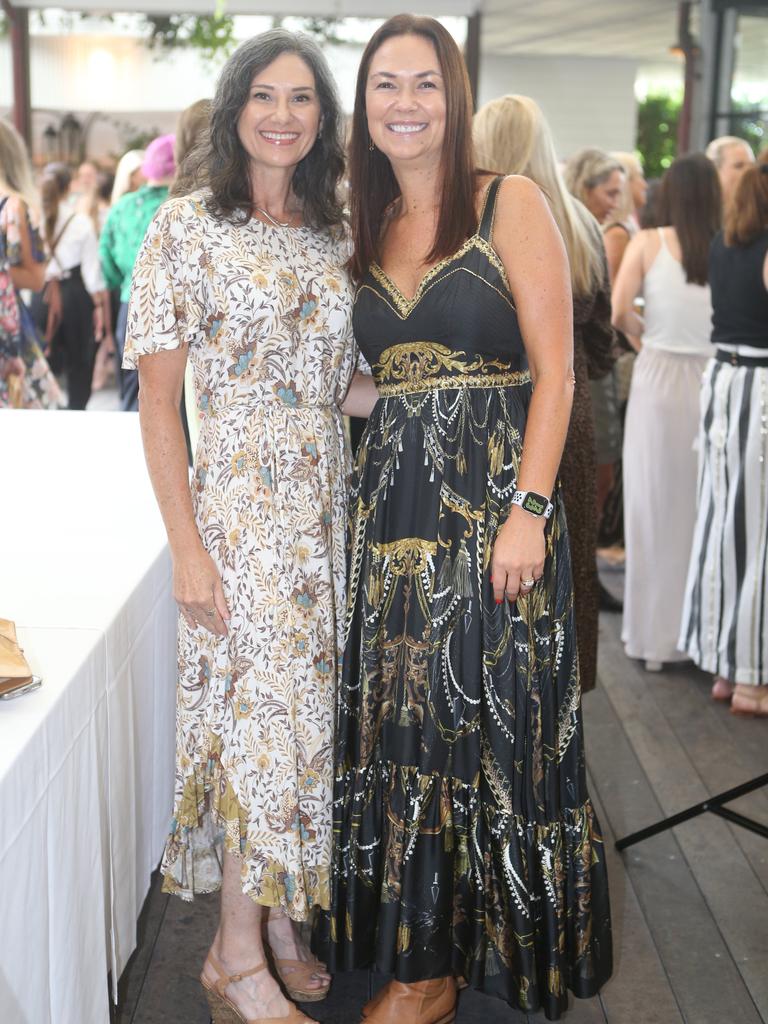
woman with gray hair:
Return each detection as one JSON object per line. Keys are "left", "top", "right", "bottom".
{"left": 565, "top": 148, "right": 627, "bottom": 600}
{"left": 123, "top": 30, "right": 377, "bottom": 1024}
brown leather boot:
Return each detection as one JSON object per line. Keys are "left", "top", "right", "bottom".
{"left": 361, "top": 977, "right": 457, "bottom": 1024}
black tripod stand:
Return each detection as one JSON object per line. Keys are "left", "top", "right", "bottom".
{"left": 615, "top": 772, "right": 768, "bottom": 851}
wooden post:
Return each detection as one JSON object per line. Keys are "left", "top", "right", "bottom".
{"left": 465, "top": 11, "right": 481, "bottom": 111}
{"left": 1, "top": 0, "right": 32, "bottom": 147}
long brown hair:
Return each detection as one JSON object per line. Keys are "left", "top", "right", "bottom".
{"left": 203, "top": 30, "right": 345, "bottom": 230}
{"left": 724, "top": 153, "right": 768, "bottom": 247}
{"left": 40, "top": 162, "right": 71, "bottom": 252}
{"left": 655, "top": 153, "right": 721, "bottom": 285}
{"left": 348, "top": 15, "right": 476, "bottom": 282}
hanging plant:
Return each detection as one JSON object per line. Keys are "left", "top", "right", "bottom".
{"left": 142, "top": 14, "right": 237, "bottom": 62}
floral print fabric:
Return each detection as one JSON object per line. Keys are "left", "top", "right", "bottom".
{"left": 0, "top": 194, "right": 63, "bottom": 409}
{"left": 124, "top": 192, "right": 358, "bottom": 919}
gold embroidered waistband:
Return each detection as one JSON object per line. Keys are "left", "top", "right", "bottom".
{"left": 376, "top": 368, "right": 530, "bottom": 397}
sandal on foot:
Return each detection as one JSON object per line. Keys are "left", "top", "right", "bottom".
{"left": 201, "top": 953, "right": 315, "bottom": 1023}
{"left": 730, "top": 685, "right": 768, "bottom": 717}
{"left": 264, "top": 949, "right": 330, "bottom": 1003}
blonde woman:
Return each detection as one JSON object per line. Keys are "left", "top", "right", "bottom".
{"left": 600, "top": 152, "right": 645, "bottom": 287}
{"left": 0, "top": 118, "right": 63, "bottom": 409}
{"left": 109, "top": 149, "right": 146, "bottom": 207}
{"left": 474, "top": 94, "right": 616, "bottom": 691}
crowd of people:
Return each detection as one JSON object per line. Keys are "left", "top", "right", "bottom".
{"left": 1, "top": 18, "right": 767, "bottom": 1024}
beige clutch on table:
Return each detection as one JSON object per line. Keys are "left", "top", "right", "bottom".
{"left": 0, "top": 618, "right": 42, "bottom": 699}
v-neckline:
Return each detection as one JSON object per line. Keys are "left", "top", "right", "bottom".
{"left": 370, "top": 177, "right": 498, "bottom": 308}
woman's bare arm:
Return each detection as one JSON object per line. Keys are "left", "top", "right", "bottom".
{"left": 138, "top": 347, "right": 229, "bottom": 635}
{"left": 340, "top": 371, "right": 378, "bottom": 418}
{"left": 8, "top": 200, "right": 45, "bottom": 292}
{"left": 611, "top": 231, "right": 647, "bottom": 350}
{"left": 490, "top": 174, "right": 575, "bottom": 602}
{"left": 603, "top": 223, "right": 630, "bottom": 287}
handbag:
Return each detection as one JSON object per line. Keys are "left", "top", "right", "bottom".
{"left": 0, "top": 618, "right": 41, "bottom": 699}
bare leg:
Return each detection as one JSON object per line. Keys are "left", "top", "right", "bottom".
{"left": 202, "top": 851, "right": 293, "bottom": 1018}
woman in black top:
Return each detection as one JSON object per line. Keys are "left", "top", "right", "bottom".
{"left": 679, "top": 154, "right": 768, "bottom": 714}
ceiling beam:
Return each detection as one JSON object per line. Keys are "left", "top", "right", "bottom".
{"left": 1, "top": 0, "right": 32, "bottom": 146}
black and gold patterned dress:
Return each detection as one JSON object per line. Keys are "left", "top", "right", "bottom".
{"left": 325, "top": 177, "right": 612, "bottom": 1019}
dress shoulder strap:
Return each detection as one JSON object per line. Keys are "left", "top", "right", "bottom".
{"left": 477, "top": 175, "right": 505, "bottom": 243}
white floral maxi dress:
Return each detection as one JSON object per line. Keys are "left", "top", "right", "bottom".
{"left": 124, "top": 193, "right": 358, "bottom": 919}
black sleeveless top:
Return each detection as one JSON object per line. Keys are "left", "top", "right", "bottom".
{"left": 353, "top": 176, "right": 527, "bottom": 389}
{"left": 710, "top": 229, "right": 768, "bottom": 350}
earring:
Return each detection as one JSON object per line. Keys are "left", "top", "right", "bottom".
{"left": 369, "top": 137, "right": 375, "bottom": 152}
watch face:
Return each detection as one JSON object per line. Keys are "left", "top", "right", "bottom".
{"left": 522, "top": 492, "right": 547, "bottom": 516}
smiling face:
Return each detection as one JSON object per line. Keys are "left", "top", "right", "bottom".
{"left": 365, "top": 33, "right": 447, "bottom": 171}
{"left": 586, "top": 168, "right": 627, "bottom": 223}
{"left": 237, "top": 52, "right": 321, "bottom": 174}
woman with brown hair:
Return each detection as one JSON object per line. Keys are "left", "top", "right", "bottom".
{"left": 612, "top": 154, "right": 721, "bottom": 673}
{"left": 325, "top": 16, "right": 612, "bottom": 1023}
{"left": 473, "top": 93, "right": 615, "bottom": 694}
{"left": 679, "top": 153, "right": 768, "bottom": 713}
{"left": 125, "top": 29, "right": 375, "bottom": 1024}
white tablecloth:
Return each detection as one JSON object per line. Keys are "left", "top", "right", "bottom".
{"left": 0, "top": 411, "right": 177, "bottom": 1024}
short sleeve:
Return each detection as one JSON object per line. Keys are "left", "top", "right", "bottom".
{"left": 123, "top": 198, "right": 205, "bottom": 369}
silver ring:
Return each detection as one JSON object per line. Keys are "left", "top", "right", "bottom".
{"left": 206, "top": 608, "right": 215, "bottom": 617}
{"left": 521, "top": 578, "right": 535, "bottom": 588}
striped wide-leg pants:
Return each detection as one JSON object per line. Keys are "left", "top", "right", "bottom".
{"left": 679, "top": 358, "right": 768, "bottom": 685}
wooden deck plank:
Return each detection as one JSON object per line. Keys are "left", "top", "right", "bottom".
{"left": 583, "top": 651, "right": 763, "bottom": 1024}
{"left": 584, "top": 770, "right": 683, "bottom": 1024}
{"left": 597, "top": 625, "right": 768, "bottom": 1020}
{"left": 649, "top": 662, "right": 768, "bottom": 896}
{"left": 112, "top": 871, "right": 170, "bottom": 1023}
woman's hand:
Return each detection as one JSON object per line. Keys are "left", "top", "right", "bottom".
{"left": 491, "top": 507, "right": 546, "bottom": 604}
{"left": 173, "top": 545, "right": 230, "bottom": 636}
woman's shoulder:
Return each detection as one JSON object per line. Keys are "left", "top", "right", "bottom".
{"left": 491, "top": 173, "right": 550, "bottom": 223}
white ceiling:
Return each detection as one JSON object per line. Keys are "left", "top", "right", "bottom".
{"left": 480, "top": 0, "right": 682, "bottom": 60}
{"left": 7, "top": 0, "right": 768, "bottom": 77}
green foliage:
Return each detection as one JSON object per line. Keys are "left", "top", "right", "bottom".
{"left": 636, "top": 93, "right": 681, "bottom": 179}
{"left": 730, "top": 97, "right": 767, "bottom": 155}
{"left": 142, "top": 14, "right": 237, "bottom": 62}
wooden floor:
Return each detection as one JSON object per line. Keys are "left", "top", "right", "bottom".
{"left": 113, "top": 569, "right": 768, "bottom": 1024}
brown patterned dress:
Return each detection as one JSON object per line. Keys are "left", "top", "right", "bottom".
{"left": 560, "top": 212, "right": 615, "bottom": 692}
{"left": 124, "top": 192, "right": 359, "bottom": 919}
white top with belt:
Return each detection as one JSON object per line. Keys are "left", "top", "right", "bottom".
{"left": 44, "top": 209, "right": 105, "bottom": 295}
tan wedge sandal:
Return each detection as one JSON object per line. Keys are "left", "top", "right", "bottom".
{"left": 262, "top": 916, "right": 330, "bottom": 1003}
{"left": 201, "top": 953, "right": 316, "bottom": 1024}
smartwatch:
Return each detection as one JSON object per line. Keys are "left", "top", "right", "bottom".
{"left": 511, "top": 490, "right": 554, "bottom": 520}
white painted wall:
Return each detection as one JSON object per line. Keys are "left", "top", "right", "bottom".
{"left": 478, "top": 54, "right": 640, "bottom": 158}
{"left": 0, "top": 32, "right": 364, "bottom": 161}
{"left": 2, "top": 32, "right": 640, "bottom": 163}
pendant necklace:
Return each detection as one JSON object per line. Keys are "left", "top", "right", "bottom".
{"left": 253, "top": 205, "right": 293, "bottom": 229}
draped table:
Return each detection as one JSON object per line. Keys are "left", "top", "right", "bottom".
{"left": 0, "top": 410, "right": 177, "bottom": 1023}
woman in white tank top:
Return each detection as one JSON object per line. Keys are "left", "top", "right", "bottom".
{"left": 611, "top": 154, "right": 721, "bottom": 670}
